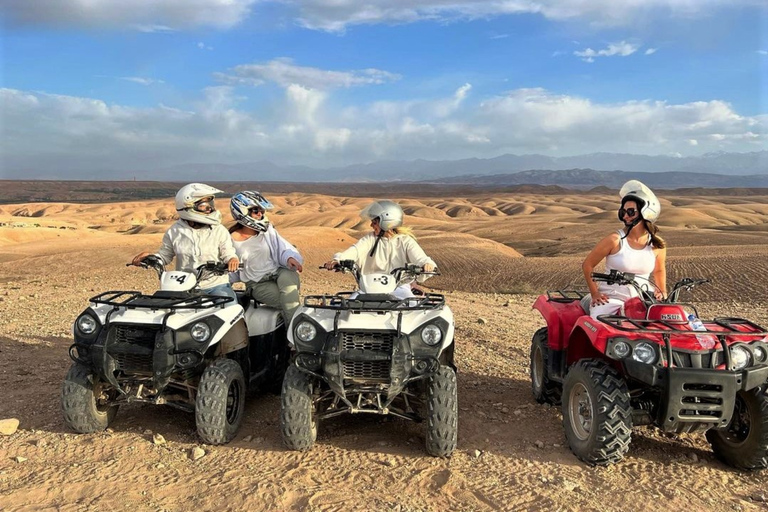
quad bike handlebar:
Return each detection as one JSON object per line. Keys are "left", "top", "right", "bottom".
{"left": 128, "top": 256, "right": 242, "bottom": 282}
{"left": 591, "top": 270, "right": 710, "bottom": 305}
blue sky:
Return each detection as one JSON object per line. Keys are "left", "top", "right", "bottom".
{"left": 1, "top": 0, "right": 767, "bottom": 176}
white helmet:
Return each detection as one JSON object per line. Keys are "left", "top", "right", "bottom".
{"left": 619, "top": 180, "right": 660, "bottom": 222}
{"left": 174, "top": 183, "right": 223, "bottom": 225}
{"left": 360, "top": 200, "right": 403, "bottom": 231}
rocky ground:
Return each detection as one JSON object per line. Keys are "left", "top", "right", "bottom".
{"left": 1, "top": 234, "right": 768, "bottom": 512}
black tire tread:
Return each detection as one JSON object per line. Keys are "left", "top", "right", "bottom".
{"left": 530, "top": 327, "right": 562, "bottom": 405}
{"left": 426, "top": 366, "right": 458, "bottom": 457}
{"left": 706, "top": 386, "right": 768, "bottom": 470}
{"left": 61, "top": 364, "right": 117, "bottom": 433}
{"left": 280, "top": 365, "right": 317, "bottom": 451}
{"left": 562, "top": 359, "right": 632, "bottom": 465}
{"left": 195, "top": 358, "right": 246, "bottom": 445}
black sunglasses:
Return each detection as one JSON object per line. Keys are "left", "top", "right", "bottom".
{"left": 618, "top": 207, "right": 638, "bottom": 218}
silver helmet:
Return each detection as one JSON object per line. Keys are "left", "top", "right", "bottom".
{"left": 174, "top": 183, "right": 223, "bottom": 225}
{"left": 230, "top": 190, "right": 274, "bottom": 233}
{"left": 360, "top": 200, "right": 403, "bottom": 231}
{"left": 619, "top": 180, "right": 660, "bottom": 222}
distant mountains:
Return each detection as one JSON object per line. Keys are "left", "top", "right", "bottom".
{"left": 431, "top": 168, "right": 768, "bottom": 189}
{"left": 3, "top": 150, "right": 766, "bottom": 188}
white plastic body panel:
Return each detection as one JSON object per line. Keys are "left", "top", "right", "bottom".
{"left": 160, "top": 271, "right": 198, "bottom": 292}
{"left": 244, "top": 306, "right": 284, "bottom": 337}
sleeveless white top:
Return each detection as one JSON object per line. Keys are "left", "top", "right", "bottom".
{"left": 600, "top": 230, "right": 656, "bottom": 299}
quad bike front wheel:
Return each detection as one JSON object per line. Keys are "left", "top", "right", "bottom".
{"left": 530, "top": 327, "right": 562, "bottom": 405}
{"left": 706, "top": 386, "right": 768, "bottom": 470}
{"left": 195, "top": 358, "right": 246, "bottom": 445}
{"left": 425, "top": 366, "right": 458, "bottom": 457}
{"left": 562, "top": 359, "right": 632, "bottom": 465}
{"left": 280, "top": 365, "right": 318, "bottom": 451}
{"left": 61, "top": 364, "right": 119, "bottom": 433}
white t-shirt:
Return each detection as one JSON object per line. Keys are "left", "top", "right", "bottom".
{"left": 234, "top": 234, "right": 279, "bottom": 283}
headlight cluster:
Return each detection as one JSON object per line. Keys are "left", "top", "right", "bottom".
{"left": 77, "top": 314, "right": 98, "bottom": 334}
{"left": 190, "top": 321, "right": 212, "bottom": 343}
{"left": 420, "top": 324, "right": 443, "bottom": 346}
{"left": 295, "top": 321, "right": 318, "bottom": 343}
{"left": 608, "top": 338, "right": 657, "bottom": 364}
{"left": 728, "top": 342, "right": 768, "bottom": 370}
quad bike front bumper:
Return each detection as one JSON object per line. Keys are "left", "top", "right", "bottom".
{"left": 623, "top": 359, "right": 768, "bottom": 432}
{"left": 293, "top": 329, "right": 447, "bottom": 416}
{"left": 71, "top": 322, "right": 212, "bottom": 395}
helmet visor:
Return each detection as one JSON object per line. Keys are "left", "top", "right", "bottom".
{"left": 193, "top": 197, "right": 215, "bottom": 213}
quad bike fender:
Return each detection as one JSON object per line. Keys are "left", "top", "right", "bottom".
{"left": 565, "top": 319, "right": 608, "bottom": 366}
{"left": 244, "top": 306, "right": 284, "bottom": 337}
{"left": 532, "top": 294, "right": 585, "bottom": 351}
{"left": 215, "top": 318, "right": 249, "bottom": 355}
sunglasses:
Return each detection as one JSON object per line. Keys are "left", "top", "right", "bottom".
{"left": 248, "top": 207, "right": 264, "bottom": 216}
{"left": 618, "top": 207, "right": 638, "bottom": 218}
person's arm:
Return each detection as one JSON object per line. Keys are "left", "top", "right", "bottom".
{"left": 270, "top": 227, "right": 304, "bottom": 270}
{"left": 582, "top": 233, "right": 619, "bottom": 306}
{"left": 652, "top": 247, "right": 667, "bottom": 299}
{"left": 324, "top": 236, "right": 372, "bottom": 268}
{"left": 217, "top": 226, "right": 239, "bottom": 272}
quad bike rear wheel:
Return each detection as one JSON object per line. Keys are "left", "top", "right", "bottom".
{"left": 706, "top": 386, "right": 768, "bottom": 470}
{"left": 281, "top": 365, "right": 318, "bottom": 451}
{"left": 195, "top": 358, "right": 246, "bottom": 445}
{"left": 530, "top": 327, "right": 562, "bottom": 405}
{"left": 425, "top": 366, "right": 458, "bottom": 457}
{"left": 61, "top": 364, "right": 119, "bottom": 433}
{"left": 562, "top": 359, "right": 632, "bottom": 465}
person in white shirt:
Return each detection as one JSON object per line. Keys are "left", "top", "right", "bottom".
{"left": 131, "top": 183, "right": 239, "bottom": 301}
{"left": 323, "top": 200, "right": 437, "bottom": 299}
{"left": 229, "top": 191, "right": 303, "bottom": 325}
{"left": 582, "top": 180, "right": 667, "bottom": 319}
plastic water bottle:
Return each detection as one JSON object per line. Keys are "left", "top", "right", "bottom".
{"left": 688, "top": 314, "right": 705, "bottom": 331}
{"left": 688, "top": 314, "right": 716, "bottom": 349}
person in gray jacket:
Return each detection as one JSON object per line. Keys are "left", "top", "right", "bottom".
{"left": 229, "top": 191, "right": 303, "bottom": 325}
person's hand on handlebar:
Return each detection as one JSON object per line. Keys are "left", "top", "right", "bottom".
{"left": 131, "top": 251, "right": 153, "bottom": 266}
{"left": 654, "top": 289, "right": 667, "bottom": 301}
{"left": 323, "top": 260, "right": 338, "bottom": 270}
{"left": 423, "top": 263, "right": 436, "bottom": 273}
{"left": 227, "top": 257, "right": 240, "bottom": 272}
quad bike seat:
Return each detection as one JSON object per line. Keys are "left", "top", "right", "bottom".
{"left": 580, "top": 295, "right": 591, "bottom": 315}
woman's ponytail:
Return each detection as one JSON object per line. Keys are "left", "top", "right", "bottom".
{"left": 644, "top": 220, "right": 666, "bottom": 249}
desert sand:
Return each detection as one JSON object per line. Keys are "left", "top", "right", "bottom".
{"left": 1, "top": 190, "right": 768, "bottom": 511}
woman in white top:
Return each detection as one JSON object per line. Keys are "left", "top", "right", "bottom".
{"left": 229, "top": 191, "right": 303, "bottom": 325}
{"left": 323, "top": 200, "right": 437, "bottom": 299}
{"left": 582, "top": 180, "right": 667, "bottom": 319}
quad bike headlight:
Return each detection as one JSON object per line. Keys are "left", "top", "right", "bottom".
{"left": 613, "top": 341, "right": 631, "bottom": 359}
{"left": 76, "top": 314, "right": 98, "bottom": 335}
{"left": 420, "top": 324, "right": 443, "bottom": 346}
{"left": 730, "top": 345, "right": 750, "bottom": 370}
{"left": 752, "top": 345, "right": 767, "bottom": 364}
{"left": 295, "top": 321, "right": 317, "bottom": 343}
{"left": 190, "top": 321, "right": 212, "bottom": 343}
{"left": 632, "top": 342, "right": 657, "bottom": 364}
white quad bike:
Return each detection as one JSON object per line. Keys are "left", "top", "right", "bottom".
{"left": 61, "top": 255, "right": 290, "bottom": 444}
{"left": 281, "top": 260, "right": 458, "bottom": 457}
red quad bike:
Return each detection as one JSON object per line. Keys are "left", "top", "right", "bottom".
{"left": 531, "top": 270, "right": 768, "bottom": 469}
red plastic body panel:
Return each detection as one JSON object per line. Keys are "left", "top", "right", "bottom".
{"left": 532, "top": 294, "right": 586, "bottom": 351}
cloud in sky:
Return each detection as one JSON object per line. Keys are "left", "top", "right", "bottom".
{"left": 2, "top": 0, "right": 257, "bottom": 30}
{"left": 574, "top": 41, "right": 640, "bottom": 63}
{"left": 214, "top": 58, "right": 402, "bottom": 90}
{"left": 120, "top": 77, "right": 165, "bottom": 86}
{"left": 2, "top": 85, "right": 763, "bottom": 174}
{"left": 3, "top": 0, "right": 763, "bottom": 31}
